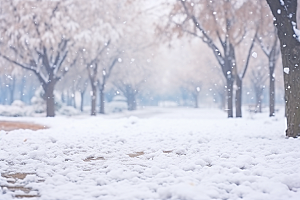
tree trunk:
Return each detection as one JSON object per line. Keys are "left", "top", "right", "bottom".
{"left": 20, "top": 76, "right": 25, "bottom": 102}
{"left": 127, "top": 93, "right": 137, "bottom": 111}
{"left": 282, "top": 55, "right": 300, "bottom": 137}
{"left": 61, "top": 92, "right": 65, "bottom": 104}
{"left": 256, "top": 91, "right": 262, "bottom": 113}
{"left": 80, "top": 91, "right": 85, "bottom": 112}
{"left": 67, "top": 90, "right": 71, "bottom": 106}
{"left": 9, "top": 76, "right": 16, "bottom": 104}
{"left": 0, "top": 76, "right": 3, "bottom": 104}
{"left": 235, "top": 76, "right": 242, "bottom": 117}
{"left": 266, "top": 0, "right": 300, "bottom": 137}
{"left": 99, "top": 89, "right": 105, "bottom": 114}
{"left": 72, "top": 93, "right": 76, "bottom": 109}
{"left": 226, "top": 78, "right": 233, "bottom": 118}
{"left": 269, "top": 70, "right": 275, "bottom": 117}
{"left": 45, "top": 83, "right": 55, "bottom": 117}
{"left": 194, "top": 93, "right": 199, "bottom": 108}
{"left": 91, "top": 86, "right": 97, "bottom": 116}
{"left": 217, "top": 88, "right": 226, "bottom": 110}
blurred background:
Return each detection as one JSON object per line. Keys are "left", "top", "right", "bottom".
{"left": 0, "top": 0, "right": 289, "bottom": 117}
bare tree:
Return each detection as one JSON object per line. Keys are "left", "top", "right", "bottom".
{"left": 167, "top": 0, "right": 259, "bottom": 117}
{"left": 233, "top": 31, "right": 258, "bottom": 117}
{"left": 256, "top": 27, "right": 280, "bottom": 117}
{"left": 250, "top": 68, "right": 268, "bottom": 113}
{"left": 0, "top": 1, "right": 78, "bottom": 116}
{"left": 75, "top": 74, "right": 89, "bottom": 112}
{"left": 256, "top": 2, "right": 281, "bottom": 117}
{"left": 113, "top": 56, "right": 152, "bottom": 111}
{"left": 98, "top": 56, "right": 119, "bottom": 114}
{"left": 86, "top": 62, "right": 99, "bottom": 116}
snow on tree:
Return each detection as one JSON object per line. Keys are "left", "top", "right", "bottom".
{"left": 164, "top": 0, "right": 259, "bottom": 118}
{"left": 75, "top": 0, "right": 123, "bottom": 116}
{"left": 0, "top": 0, "right": 78, "bottom": 117}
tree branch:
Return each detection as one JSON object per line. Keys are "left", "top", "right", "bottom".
{"left": 241, "top": 29, "right": 258, "bottom": 79}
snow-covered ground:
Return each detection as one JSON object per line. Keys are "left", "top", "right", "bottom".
{"left": 1, "top": 107, "right": 300, "bottom": 200}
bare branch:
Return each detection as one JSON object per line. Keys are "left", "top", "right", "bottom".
{"left": 241, "top": 29, "right": 258, "bottom": 79}
{"left": 180, "top": 1, "right": 225, "bottom": 67}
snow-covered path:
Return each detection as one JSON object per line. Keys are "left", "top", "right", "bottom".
{"left": 1, "top": 108, "right": 300, "bottom": 200}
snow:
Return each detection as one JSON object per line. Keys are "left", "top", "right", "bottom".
{"left": 1, "top": 107, "right": 300, "bottom": 200}
{"left": 251, "top": 52, "right": 257, "bottom": 58}
{"left": 292, "top": 22, "right": 300, "bottom": 42}
{"left": 284, "top": 67, "right": 290, "bottom": 74}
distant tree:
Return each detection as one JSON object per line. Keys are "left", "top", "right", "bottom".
{"left": 111, "top": 1, "right": 157, "bottom": 111}
{"left": 250, "top": 68, "right": 268, "bottom": 113}
{"left": 256, "top": 2, "right": 280, "bottom": 117}
{"left": 75, "top": 74, "right": 89, "bottom": 112}
{"left": 266, "top": 0, "right": 300, "bottom": 137}
{"left": 98, "top": 55, "right": 119, "bottom": 114}
{"left": 256, "top": 32, "right": 280, "bottom": 117}
{"left": 76, "top": 0, "right": 124, "bottom": 115}
{"left": 167, "top": 0, "right": 259, "bottom": 117}
{"left": 0, "top": 1, "right": 78, "bottom": 116}
{"left": 174, "top": 58, "right": 203, "bottom": 108}
{"left": 113, "top": 58, "right": 150, "bottom": 111}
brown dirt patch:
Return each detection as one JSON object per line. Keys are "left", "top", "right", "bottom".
{"left": 1, "top": 173, "right": 41, "bottom": 198}
{"left": 15, "top": 194, "right": 40, "bottom": 198}
{"left": 83, "top": 156, "right": 105, "bottom": 162}
{"left": 1, "top": 173, "right": 34, "bottom": 180}
{"left": 0, "top": 121, "right": 47, "bottom": 131}
{"left": 128, "top": 152, "right": 144, "bottom": 158}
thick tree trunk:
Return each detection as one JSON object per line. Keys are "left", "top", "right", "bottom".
{"left": 266, "top": 0, "right": 300, "bottom": 137}
{"left": 269, "top": 71, "right": 275, "bottom": 117}
{"left": 99, "top": 89, "right": 105, "bottom": 114}
{"left": 226, "top": 78, "right": 234, "bottom": 118}
{"left": 91, "top": 86, "right": 97, "bottom": 116}
{"left": 235, "top": 77, "right": 242, "bottom": 118}
{"left": 282, "top": 55, "right": 300, "bottom": 137}
{"left": 45, "top": 83, "right": 55, "bottom": 117}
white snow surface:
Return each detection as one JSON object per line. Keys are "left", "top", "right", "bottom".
{"left": 1, "top": 107, "right": 300, "bottom": 200}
